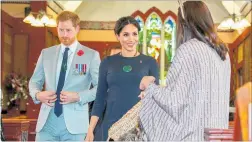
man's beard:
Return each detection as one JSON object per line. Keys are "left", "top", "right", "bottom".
{"left": 59, "top": 37, "right": 76, "bottom": 46}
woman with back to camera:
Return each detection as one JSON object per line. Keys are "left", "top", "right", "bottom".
{"left": 139, "top": 1, "right": 231, "bottom": 141}
{"left": 85, "top": 16, "right": 159, "bottom": 141}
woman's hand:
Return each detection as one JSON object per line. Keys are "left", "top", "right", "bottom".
{"left": 85, "top": 129, "right": 94, "bottom": 142}
{"left": 138, "top": 91, "right": 146, "bottom": 99}
{"left": 139, "top": 76, "right": 155, "bottom": 91}
{"left": 85, "top": 116, "right": 99, "bottom": 142}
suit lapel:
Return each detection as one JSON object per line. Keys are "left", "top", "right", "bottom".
{"left": 52, "top": 45, "right": 61, "bottom": 91}
{"left": 64, "top": 42, "right": 82, "bottom": 85}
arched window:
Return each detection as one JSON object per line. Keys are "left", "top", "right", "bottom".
{"left": 146, "top": 12, "right": 162, "bottom": 61}
{"left": 132, "top": 7, "right": 177, "bottom": 85}
{"left": 135, "top": 16, "right": 144, "bottom": 53}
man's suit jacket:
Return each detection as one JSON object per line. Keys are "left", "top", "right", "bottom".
{"left": 29, "top": 42, "right": 100, "bottom": 134}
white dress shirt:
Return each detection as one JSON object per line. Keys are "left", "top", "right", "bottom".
{"left": 56, "top": 40, "right": 78, "bottom": 88}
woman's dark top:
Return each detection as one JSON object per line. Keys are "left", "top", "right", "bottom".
{"left": 91, "top": 53, "right": 159, "bottom": 141}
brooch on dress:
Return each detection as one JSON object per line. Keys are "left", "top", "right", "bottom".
{"left": 123, "top": 65, "right": 132, "bottom": 72}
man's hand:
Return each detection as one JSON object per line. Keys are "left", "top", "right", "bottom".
{"left": 60, "top": 91, "right": 80, "bottom": 104}
{"left": 36, "top": 91, "right": 56, "bottom": 107}
{"left": 139, "top": 76, "right": 155, "bottom": 91}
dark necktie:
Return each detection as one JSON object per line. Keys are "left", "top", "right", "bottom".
{"left": 54, "top": 47, "right": 69, "bottom": 117}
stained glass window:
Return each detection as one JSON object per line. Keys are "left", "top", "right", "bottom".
{"left": 134, "top": 10, "right": 176, "bottom": 85}
{"left": 146, "top": 13, "right": 162, "bottom": 62}
{"left": 163, "top": 16, "right": 176, "bottom": 79}
{"left": 135, "top": 16, "right": 144, "bottom": 53}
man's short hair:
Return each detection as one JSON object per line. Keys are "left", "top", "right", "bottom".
{"left": 56, "top": 11, "right": 80, "bottom": 27}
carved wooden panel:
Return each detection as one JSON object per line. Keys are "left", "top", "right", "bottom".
{"left": 2, "top": 119, "right": 30, "bottom": 141}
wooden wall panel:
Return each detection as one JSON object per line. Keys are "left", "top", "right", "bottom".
{"left": 13, "top": 34, "right": 29, "bottom": 76}
{"left": 229, "top": 27, "right": 251, "bottom": 102}
{"left": 46, "top": 31, "right": 53, "bottom": 48}
{"left": 237, "top": 43, "right": 244, "bottom": 64}
{"left": 2, "top": 23, "right": 13, "bottom": 81}
{"left": 243, "top": 34, "right": 252, "bottom": 83}
{"left": 1, "top": 2, "right": 47, "bottom": 118}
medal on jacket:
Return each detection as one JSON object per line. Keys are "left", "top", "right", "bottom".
{"left": 74, "top": 64, "right": 86, "bottom": 75}
{"left": 123, "top": 65, "right": 132, "bottom": 72}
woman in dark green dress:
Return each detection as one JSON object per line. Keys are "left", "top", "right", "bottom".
{"left": 85, "top": 16, "right": 159, "bottom": 141}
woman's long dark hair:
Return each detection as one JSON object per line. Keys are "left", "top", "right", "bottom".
{"left": 177, "top": 1, "right": 228, "bottom": 60}
{"left": 114, "top": 16, "right": 141, "bottom": 35}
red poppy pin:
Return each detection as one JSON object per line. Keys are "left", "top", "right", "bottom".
{"left": 77, "top": 50, "right": 84, "bottom": 56}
